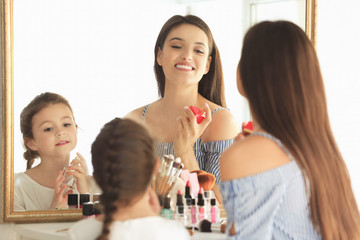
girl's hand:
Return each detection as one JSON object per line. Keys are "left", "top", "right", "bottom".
{"left": 174, "top": 103, "right": 212, "bottom": 168}
{"left": 66, "top": 152, "right": 90, "bottom": 193}
{"left": 49, "top": 170, "right": 72, "bottom": 210}
{"left": 147, "top": 187, "right": 161, "bottom": 215}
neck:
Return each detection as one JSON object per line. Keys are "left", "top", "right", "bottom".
{"left": 112, "top": 189, "right": 157, "bottom": 221}
{"left": 36, "top": 154, "right": 70, "bottom": 176}
{"left": 161, "top": 84, "right": 205, "bottom": 112}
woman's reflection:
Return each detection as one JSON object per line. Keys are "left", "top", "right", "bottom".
{"left": 14, "top": 92, "right": 95, "bottom": 211}
{"left": 125, "top": 15, "right": 240, "bottom": 202}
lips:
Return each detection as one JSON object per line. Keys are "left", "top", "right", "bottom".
{"left": 175, "top": 64, "right": 194, "bottom": 71}
{"left": 56, "top": 140, "right": 70, "bottom": 146}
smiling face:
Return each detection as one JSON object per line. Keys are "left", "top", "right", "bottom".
{"left": 157, "top": 23, "right": 212, "bottom": 87}
{"left": 26, "top": 103, "right": 77, "bottom": 160}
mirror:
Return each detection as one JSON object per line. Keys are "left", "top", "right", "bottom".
{"left": 1, "top": 0, "right": 317, "bottom": 223}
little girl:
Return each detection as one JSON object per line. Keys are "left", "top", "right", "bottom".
{"left": 68, "top": 118, "right": 189, "bottom": 240}
{"left": 14, "top": 92, "right": 91, "bottom": 211}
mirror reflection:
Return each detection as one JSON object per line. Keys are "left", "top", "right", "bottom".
{"left": 10, "top": 0, "right": 309, "bottom": 215}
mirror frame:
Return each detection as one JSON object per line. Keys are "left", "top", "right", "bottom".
{"left": 1, "top": 0, "right": 317, "bottom": 223}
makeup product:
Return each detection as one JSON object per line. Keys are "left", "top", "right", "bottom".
{"left": 189, "top": 106, "right": 206, "bottom": 124}
{"left": 242, "top": 121, "right": 254, "bottom": 136}
{"left": 82, "top": 202, "right": 94, "bottom": 219}
{"left": 67, "top": 193, "right": 78, "bottom": 209}
{"left": 93, "top": 201, "right": 102, "bottom": 217}
{"left": 198, "top": 219, "right": 226, "bottom": 233}
{"left": 197, "top": 187, "right": 205, "bottom": 221}
{"left": 210, "top": 198, "right": 218, "bottom": 223}
{"left": 160, "top": 197, "right": 173, "bottom": 220}
{"left": 62, "top": 163, "right": 76, "bottom": 190}
{"left": 79, "top": 193, "right": 90, "bottom": 208}
{"left": 184, "top": 181, "right": 192, "bottom": 202}
{"left": 92, "top": 193, "right": 101, "bottom": 202}
{"left": 175, "top": 190, "right": 184, "bottom": 224}
{"left": 191, "top": 198, "right": 197, "bottom": 226}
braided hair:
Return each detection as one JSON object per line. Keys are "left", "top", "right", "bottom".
{"left": 20, "top": 92, "right": 75, "bottom": 170}
{"left": 91, "top": 118, "right": 156, "bottom": 240}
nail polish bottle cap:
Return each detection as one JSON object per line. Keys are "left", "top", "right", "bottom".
{"left": 68, "top": 193, "right": 78, "bottom": 206}
{"left": 82, "top": 202, "right": 94, "bottom": 216}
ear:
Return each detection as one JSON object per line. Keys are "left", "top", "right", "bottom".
{"left": 204, "top": 56, "right": 212, "bottom": 74}
{"left": 25, "top": 138, "right": 38, "bottom": 151}
{"left": 156, "top": 47, "right": 163, "bottom": 67}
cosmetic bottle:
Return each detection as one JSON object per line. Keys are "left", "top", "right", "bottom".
{"left": 175, "top": 190, "right": 184, "bottom": 224}
{"left": 67, "top": 193, "right": 79, "bottom": 209}
{"left": 92, "top": 193, "right": 101, "bottom": 202}
{"left": 203, "top": 190, "right": 212, "bottom": 220}
{"left": 160, "top": 197, "right": 173, "bottom": 220}
{"left": 82, "top": 202, "right": 94, "bottom": 219}
{"left": 197, "top": 189, "right": 205, "bottom": 221}
{"left": 93, "top": 201, "right": 102, "bottom": 217}
{"left": 210, "top": 198, "right": 218, "bottom": 223}
{"left": 80, "top": 193, "right": 90, "bottom": 208}
{"left": 191, "top": 198, "right": 197, "bottom": 227}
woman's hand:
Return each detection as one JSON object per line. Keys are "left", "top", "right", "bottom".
{"left": 66, "top": 152, "right": 90, "bottom": 193}
{"left": 174, "top": 103, "right": 212, "bottom": 169}
{"left": 49, "top": 170, "right": 72, "bottom": 210}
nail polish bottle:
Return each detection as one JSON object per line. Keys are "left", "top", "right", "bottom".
{"left": 197, "top": 188, "right": 205, "bottom": 221}
{"left": 80, "top": 193, "right": 90, "bottom": 208}
{"left": 82, "top": 202, "right": 94, "bottom": 219}
{"left": 210, "top": 198, "right": 218, "bottom": 223}
{"left": 160, "top": 197, "right": 173, "bottom": 220}
{"left": 175, "top": 190, "right": 184, "bottom": 224}
{"left": 191, "top": 198, "right": 197, "bottom": 227}
{"left": 67, "top": 193, "right": 78, "bottom": 209}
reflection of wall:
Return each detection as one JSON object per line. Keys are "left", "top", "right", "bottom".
{"left": 12, "top": 0, "right": 247, "bottom": 174}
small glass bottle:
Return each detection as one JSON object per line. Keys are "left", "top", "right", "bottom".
{"left": 67, "top": 193, "right": 78, "bottom": 209}
{"left": 82, "top": 202, "right": 94, "bottom": 219}
{"left": 80, "top": 193, "right": 90, "bottom": 208}
{"left": 160, "top": 197, "right": 173, "bottom": 220}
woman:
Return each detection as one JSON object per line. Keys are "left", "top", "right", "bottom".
{"left": 220, "top": 21, "right": 360, "bottom": 239}
{"left": 126, "top": 15, "right": 239, "bottom": 201}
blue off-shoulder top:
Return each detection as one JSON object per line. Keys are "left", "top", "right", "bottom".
{"left": 220, "top": 132, "right": 321, "bottom": 239}
{"left": 142, "top": 104, "right": 234, "bottom": 184}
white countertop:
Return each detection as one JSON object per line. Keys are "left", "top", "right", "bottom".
{"left": 14, "top": 222, "right": 227, "bottom": 240}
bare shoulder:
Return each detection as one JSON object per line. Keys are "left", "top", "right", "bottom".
{"left": 202, "top": 106, "right": 240, "bottom": 141}
{"left": 220, "top": 135, "right": 291, "bottom": 181}
{"left": 124, "top": 105, "right": 147, "bottom": 124}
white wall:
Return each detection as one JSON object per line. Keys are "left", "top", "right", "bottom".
{"left": 316, "top": 0, "right": 360, "bottom": 204}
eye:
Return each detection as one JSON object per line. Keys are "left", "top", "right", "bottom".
{"left": 43, "top": 127, "right": 53, "bottom": 132}
{"left": 64, "top": 123, "right": 72, "bottom": 127}
{"left": 171, "top": 45, "right": 181, "bottom": 49}
{"left": 195, "top": 49, "right": 204, "bottom": 54}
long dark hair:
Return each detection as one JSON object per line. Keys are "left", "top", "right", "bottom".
{"left": 91, "top": 118, "right": 156, "bottom": 240}
{"left": 239, "top": 20, "right": 360, "bottom": 239}
{"left": 154, "top": 14, "right": 226, "bottom": 107}
{"left": 20, "top": 92, "right": 75, "bottom": 170}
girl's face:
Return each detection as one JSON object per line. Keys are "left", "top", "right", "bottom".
{"left": 157, "top": 23, "right": 212, "bottom": 87}
{"left": 26, "top": 103, "right": 77, "bottom": 159}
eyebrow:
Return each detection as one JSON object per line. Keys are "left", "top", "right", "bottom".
{"left": 38, "top": 116, "right": 73, "bottom": 128}
{"left": 168, "top": 37, "right": 206, "bottom": 47}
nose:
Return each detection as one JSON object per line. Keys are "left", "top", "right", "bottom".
{"left": 181, "top": 48, "right": 192, "bottom": 61}
{"left": 56, "top": 129, "right": 66, "bottom": 137}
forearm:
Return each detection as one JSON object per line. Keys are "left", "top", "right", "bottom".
{"left": 178, "top": 150, "right": 200, "bottom": 172}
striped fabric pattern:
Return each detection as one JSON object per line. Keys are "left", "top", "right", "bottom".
{"left": 219, "top": 133, "right": 321, "bottom": 240}
{"left": 142, "top": 105, "right": 234, "bottom": 183}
